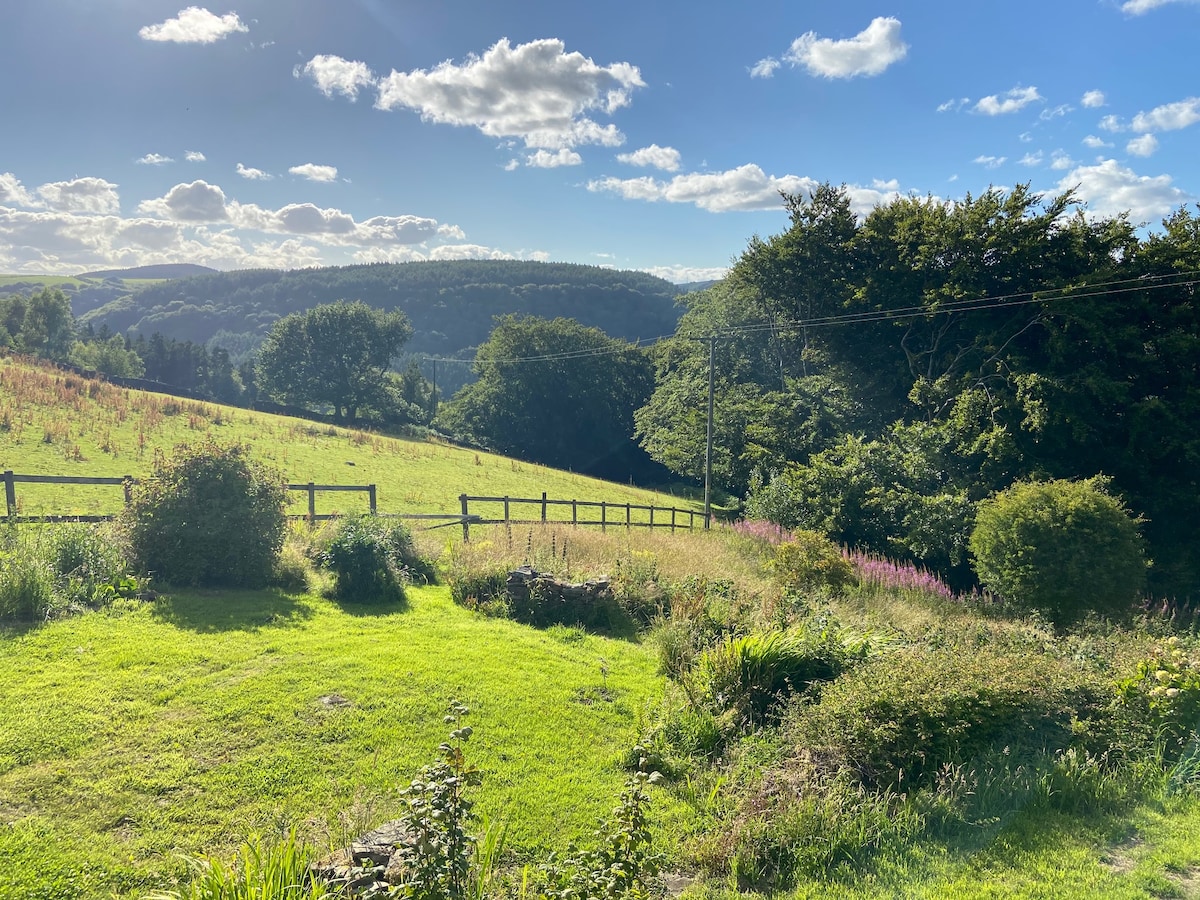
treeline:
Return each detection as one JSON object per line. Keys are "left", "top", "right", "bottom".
{"left": 81, "top": 259, "right": 682, "bottom": 394}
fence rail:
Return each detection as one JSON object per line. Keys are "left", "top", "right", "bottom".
{"left": 0, "top": 472, "right": 702, "bottom": 538}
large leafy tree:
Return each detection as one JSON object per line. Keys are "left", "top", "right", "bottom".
{"left": 437, "top": 316, "right": 657, "bottom": 480}
{"left": 256, "top": 300, "right": 413, "bottom": 424}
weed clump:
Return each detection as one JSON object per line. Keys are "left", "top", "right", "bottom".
{"left": 317, "top": 516, "right": 434, "bottom": 605}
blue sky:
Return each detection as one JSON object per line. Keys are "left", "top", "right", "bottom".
{"left": 1, "top": 0, "right": 1198, "bottom": 282}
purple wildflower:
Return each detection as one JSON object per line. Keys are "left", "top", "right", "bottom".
{"left": 846, "top": 550, "right": 956, "bottom": 602}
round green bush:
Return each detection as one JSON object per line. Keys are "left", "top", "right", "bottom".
{"left": 119, "top": 440, "right": 288, "bottom": 587}
{"left": 319, "top": 515, "right": 410, "bottom": 605}
{"left": 969, "top": 476, "right": 1147, "bottom": 625}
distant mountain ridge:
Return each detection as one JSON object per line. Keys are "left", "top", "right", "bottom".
{"left": 79, "top": 264, "right": 218, "bottom": 280}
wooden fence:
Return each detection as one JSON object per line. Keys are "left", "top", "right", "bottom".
{"left": 456, "top": 492, "right": 707, "bottom": 540}
{"left": 0, "top": 472, "right": 702, "bottom": 537}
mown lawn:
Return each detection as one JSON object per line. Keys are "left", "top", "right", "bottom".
{"left": 0, "top": 585, "right": 667, "bottom": 900}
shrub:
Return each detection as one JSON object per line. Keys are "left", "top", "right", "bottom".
{"left": 46, "top": 523, "right": 134, "bottom": 608}
{"left": 969, "top": 476, "right": 1147, "bottom": 626}
{"left": 318, "top": 515, "right": 411, "bottom": 605}
{"left": 772, "top": 532, "right": 856, "bottom": 597}
{"left": 0, "top": 540, "right": 55, "bottom": 620}
{"left": 790, "top": 647, "right": 1098, "bottom": 790}
{"left": 1114, "top": 637, "right": 1200, "bottom": 758}
{"left": 120, "top": 440, "right": 288, "bottom": 587}
{"left": 449, "top": 569, "right": 511, "bottom": 616}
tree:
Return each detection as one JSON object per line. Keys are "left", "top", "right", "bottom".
{"left": 0, "top": 287, "right": 76, "bottom": 360}
{"left": 436, "top": 316, "right": 657, "bottom": 479}
{"left": 256, "top": 300, "right": 413, "bottom": 424}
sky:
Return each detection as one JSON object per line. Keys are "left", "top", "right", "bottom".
{"left": 1, "top": 0, "right": 1198, "bottom": 283}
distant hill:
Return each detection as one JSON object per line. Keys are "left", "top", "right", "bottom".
{"left": 82, "top": 260, "right": 684, "bottom": 391}
{"left": 676, "top": 279, "right": 720, "bottom": 293}
{"left": 79, "top": 264, "right": 217, "bottom": 280}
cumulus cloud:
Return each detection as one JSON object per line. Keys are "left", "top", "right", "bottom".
{"left": 1127, "top": 134, "right": 1160, "bottom": 156}
{"left": 0, "top": 172, "right": 35, "bottom": 207}
{"left": 373, "top": 38, "right": 644, "bottom": 149}
{"left": 236, "top": 163, "right": 272, "bottom": 180}
{"left": 1082, "top": 90, "right": 1106, "bottom": 108}
{"left": 1131, "top": 97, "right": 1200, "bottom": 132}
{"left": 138, "top": 7, "right": 248, "bottom": 43}
{"left": 36, "top": 177, "right": 120, "bottom": 215}
{"left": 974, "top": 155, "right": 1007, "bottom": 169}
{"left": 526, "top": 149, "right": 583, "bottom": 168}
{"left": 973, "top": 86, "right": 1042, "bottom": 116}
{"left": 296, "top": 54, "right": 377, "bottom": 100}
{"left": 184, "top": 150, "right": 206, "bottom": 162}
{"left": 784, "top": 17, "right": 908, "bottom": 79}
{"left": 1099, "top": 114, "right": 1125, "bottom": 132}
{"left": 1050, "top": 150, "right": 1075, "bottom": 170}
{"left": 749, "top": 57, "right": 780, "bottom": 79}
{"left": 642, "top": 264, "right": 729, "bottom": 283}
{"left": 289, "top": 163, "right": 338, "bottom": 182}
{"left": 616, "top": 144, "right": 682, "bottom": 172}
{"left": 1121, "top": 0, "right": 1200, "bottom": 14}
{"left": 937, "top": 97, "right": 970, "bottom": 113}
{"left": 587, "top": 164, "right": 906, "bottom": 216}
{"left": 1083, "top": 134, "right": 1113, "bottom": 148}
{"left": 137, "top": 180, "right": 230, "bottom": 222}
{"left": 1056, "top": 158, "right": 1192, "bottom": 221}
{"left": 137, "top": 153, "right": 174, "bottom": 166}
{"left": 1019, "top": 152, "right": 1044, "bottom": 167}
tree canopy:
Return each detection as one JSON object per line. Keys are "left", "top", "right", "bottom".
{"left": 256, "top": 300, "right": 413, "bottom": 424}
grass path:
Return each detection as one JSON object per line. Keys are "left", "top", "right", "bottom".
{"left": 0, "top": 586, "right": 667, "bottom": 899}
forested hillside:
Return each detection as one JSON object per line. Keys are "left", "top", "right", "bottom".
{"left": 80, "top": 260, "right": 682, "bottom": 381}
{"left": 638, "top": 184, "right": 1200, "bottom": 597}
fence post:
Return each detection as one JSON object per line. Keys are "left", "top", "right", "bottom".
{"left": 503, "top": 496, "right": 510, "bottom": 524}
{"left": 122, "top": 475, "right": 133, "bottom": 505}
{"left": 307, "top": 482, "right": 316, "bottom": 524}
{"left": 541, "top": 491, "right": 548, "bottom": 523}
{"left": 625, "top": 502, "right": 631, "bottom": 531}
{"left": 671, "top": 508, "right": 676, "bottom": 533}
{"left": 650, "top": 506, "right": 655, "bottom": 529}
{"left": 3, "top": 470, "right": 14, "bottom": 518}
{"left": 368, "top": 484, "right": 377, "bottom": 515}
{"left": 571, "top": 499, "right": 577, "bottom": 526}
{"left": 689, "top": 510, "right": 695, "bottom": 530}
{"left": 460, "top": 494, "right": 470, "bottom": 541}
{"left": 601, "top": 502, "right": 606, "bottom": 532}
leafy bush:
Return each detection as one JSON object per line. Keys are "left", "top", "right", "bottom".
{"left": 1114, "top": 637, "right": 1200, "bottom": 758}
{"left": 120, "top": 440, "right": 288, "bottom": 587}
{"left": 318, "top": 515, "right": 413, "bottom": 605}
{"left": 695, "top": 627, "right": 851, "bottom": 726}
{"left": 790, "top": 647, "right": 1098, "bottom": 789}
{"left": 448, "top": 569, "right": 510, "bottom": 616}
{"left": 772, "top": 531, "right": 856, "bottom": 597}
{"left": 0, "top": 525, "right": 138, "bottom": 621}
{"left": 969, "top": 476, "right": 1148, "bottom": 625}
{"left": 0, "top": 540, "right": 55, "bottom": 620}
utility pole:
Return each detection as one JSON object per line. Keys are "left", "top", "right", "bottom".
{"left": 428, "top": 356, "right": 438, "bottom": 422}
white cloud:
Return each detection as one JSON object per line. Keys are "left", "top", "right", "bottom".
{"left": 138, "top": 7, "right": 248, "bottom": 44}
{"left": 1131, "top": 97, "right": 1200, "bottom": 132}
{"left": 1056, "top": 158, "right": 1192, "bottom": 221}
{"left": 642, "top": 264, "right": 729, "bottom": 284}
{"left": 289, "top": 163, "right": 338, "bottom": 182}
{"left": 1019, "top": 152, "right": 1044, "bottom": 167}
{"left": 974, "top": 155, "right": 1007, "bottom": 169}
{"left": 1040, "top": 103, "right": 1072, "bottom": 121}
{"left": 872, "top": 178, "right": 900, "bottom": 190}
{"left": 1050, "top": 150, "right": 1075, "bottom": 170}
{"left": 616, "top": 144, "right": 682, "bottom": 172}
{"left": 137, "top": 153, "right": 174, "bottom": 166}
{"left": 749, "top": 57, "right": 780, "bottom": 79}
{"left": 587, "top": 164, "right": 906, "bottom": 217}
{"left": 1121, "top": 0, "right": 1200, "bottom": 14}
{"left": 1127, "top": 133, "right": 1160, "bottom": 156}
{"left": 937, "top": 97, "right": 970, "bottom": 113}
{"left": 236, "top": 163, "right": 272, "bottom": 180}
{"left": 0, "top": 172, "right": 35, "bottom": 207}
{"left": 973, "top": 86, "right": 1042, "bottom": 116}
{"left": 184, "top": 150, "right": 206, "bottom": 162}
{"left": 1019, "top": 131, "right": 1034, "bottom": 143}
{"left": 526, "top": 148, "right": 583, "bottom": 168}
{"left": 1081, "top": 90, "right": 1106, "bottom": 108}
{"left": 503, "top": 159, "right": 520, "bottom": 172}
{"left": 296, "top": 54, "right": 377, "bottom": 100}
{"left": 1082, "top": 134, "right": 1112, "bottom": 148}
{"left": 1099, "top": 114, "right": 1125, "bottom": 132}
{"left": 784, "top": 16, "right": 908, "bottom": 79}
{"left": 36, "top": 177, "right": 120, "bottom": 215}
{"left": 137, "top": 180, "right": 230, "bottom": 222}
{"left": 374, "top": 38, "right": 644, "bottom": 149}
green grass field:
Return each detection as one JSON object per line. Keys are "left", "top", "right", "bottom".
{"left": 0, "top": 275, "right": 90, "bottom": 289}
{"left": 0, "top": 356, "right": 700, "bottom": 522}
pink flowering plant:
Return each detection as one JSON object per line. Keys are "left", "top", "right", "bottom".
{"left": 845, "top": 550, "right": 956, "bottom": 604}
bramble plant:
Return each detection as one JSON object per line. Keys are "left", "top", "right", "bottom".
{"left": 318, "top": 515, "right": 421, "bottom": 605}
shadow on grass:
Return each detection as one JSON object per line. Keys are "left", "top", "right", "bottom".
{"left": 328, "top": 593, "right": 410, "bottom": 618}
{"left": 151, "top": 587, "right": 317, "bottom": 632}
